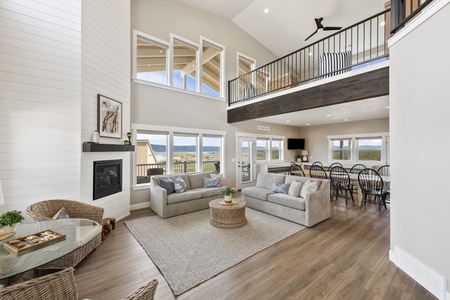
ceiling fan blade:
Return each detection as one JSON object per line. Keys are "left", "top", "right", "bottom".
{"left": 314, "top": 18, "right": 324, "bottom": 29}
{"left": 323, "top": 26, "right": 342, "bottom": 31}
{"left": 305, "top": 29, "right": 318, "bottom": 41}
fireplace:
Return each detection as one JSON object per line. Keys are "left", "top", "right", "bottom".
{"left": 93, "top": 159, "right": 122, "bottom": 200}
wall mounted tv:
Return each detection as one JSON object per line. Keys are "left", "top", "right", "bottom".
{"left": 287, "top": 138, "right": 305, "bottom": 150}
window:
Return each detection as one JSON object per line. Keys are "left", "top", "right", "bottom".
{"left": 133, "top": 31, "right": 226, "bottom": 99}
{"left": 271, "top": 139, "right": 282, "bottom": 160}
{"left": 357, "top": 137, "right": 382, "bottom": 162}
{"left": 133, "top": 124, "right": 226, "bottom": 187}
{"left": 328, "top": 133, "right": 389, "bottom": 164}
{"left": 256, "top": 137, "right": 283, "bottom": 162}
{"left": 330, "top": 138, "right": 352, "bottom": 161}
{"left": 200, "top": 37, "right": 225, "bottom": 97}
{"left": 136, "top": 132, "right": 167, "bottom": 184}
{"left": 134, "top": 31, "right": 169, "bottom": 85}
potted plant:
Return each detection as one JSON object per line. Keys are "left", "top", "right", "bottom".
{"left": 0, "top": 210, "right": 25, "bottom": 234}
{"left": 296, "top": 155, "right": 302, "bottom": 163}
{"left": 220, "top": 186, "right": 236, "bottom": 203}
{"left": 124, "top": 139, "right": 130, "bottom": 145}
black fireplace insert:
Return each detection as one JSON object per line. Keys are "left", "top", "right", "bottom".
{"left": 93, "top": 159, "right": 122, "bottom": 200}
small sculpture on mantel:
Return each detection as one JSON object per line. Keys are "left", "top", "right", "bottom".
{"left": 127, "top": 132, "right": 132, "bottom": 144}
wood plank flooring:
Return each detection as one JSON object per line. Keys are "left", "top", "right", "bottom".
{"left": 72, "top": 199, "right": 437, "bottom": 300}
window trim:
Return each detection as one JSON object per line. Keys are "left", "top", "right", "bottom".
{"left": 200, "top": 36, "right": 226, "bottom": 98}
{"left": 132, "top": 124, "right": 227, "bottom": 189}
{"left": 327, "top": 132, "right": 389, "bottom": 165}
{"left": 235, "top": 132, "right": 285, "bottom": 163}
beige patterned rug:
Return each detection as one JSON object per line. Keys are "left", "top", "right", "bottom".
{"left": 125, "top": 208, "right": 306, "bottom": 295}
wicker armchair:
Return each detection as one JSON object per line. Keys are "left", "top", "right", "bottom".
{"left": 125, "top": 279, "right": 158, "bottom": 300}
{"left": 0, "top": 268, "right": 78, "bottom": 300}
{"left": 26, "top": 199, "right": 104, "bottom": 269}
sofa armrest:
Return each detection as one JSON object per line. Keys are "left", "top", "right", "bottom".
{"left": 150, "top": 177, "right": 168, "bottom": 218}
{"left": 305, "top": 180, "right": 331, "bottom": 227}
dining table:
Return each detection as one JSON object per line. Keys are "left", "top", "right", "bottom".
{"left": 0, "top": 218, "right": 101, "bottom": 282}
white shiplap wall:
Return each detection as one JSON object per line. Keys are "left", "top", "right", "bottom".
{"left": 0, "top": 0, "right": 82, "bottom": 213}
{"left": 0, "top": 0, "right": 131, "bottom": 220}
{"left": 80, "top": 0, "right": 131, "bottom": 220}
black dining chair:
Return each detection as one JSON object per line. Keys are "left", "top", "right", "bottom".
{"left": 349, "top": 163, "right": 366, "bottom": 174}
{"left": 311, "top": 161, "right": 323, "bottom": 167}
{"left": 357, "top": 168, "right": 389, "bottom": 212}
{"left": 289, "top": 163, "right": 305, "bottom": 177}
{"left": 309, "top": 164, "right": 328, "bottom": 180}
{"left": 377, "top": 164, "right": 390, "bottom": 202}
{"left": 330, "top": 166, "right": 355, "bottom": 205}
{"left": 328, "top": 162, "right": 343, "bottom": 171}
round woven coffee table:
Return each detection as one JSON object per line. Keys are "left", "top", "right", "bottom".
{"left": 209, "top": 198, "right": 247, "bottom": 229}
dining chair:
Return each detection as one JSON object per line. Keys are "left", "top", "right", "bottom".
{"left": 377, "top": 164, "right": 390, "bottom": 176}
{"left": 311, "top": 161, "right": 323, "bottom": 167}
{"left": 0, "top": 268, "right": 78, "bottom": 300}
{"left": 329, "top": 166, "right": 355, "bottom": 205}
{"left": 289, "top": 163, "right": 305, "bottom": 177}
{"left": 357, "top": 168, "right": 389, "bottom": 212}
{"left": 309, "top": 164, "right": 328, "bottom": 179}
{"left": 349, "top": 163, "right": 366, "bottom": 174}
{"left": 328, "top": 162, "right": 343, "bottom": 171}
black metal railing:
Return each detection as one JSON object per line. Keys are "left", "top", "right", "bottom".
{"left": 228, "top": 9, "right": 390, "bottom": 106}
{"left": 137, "top": 160, "right": 219, "bottom": 177}
{"left": 390, "top": 0, "right": 434, "bottom": 34}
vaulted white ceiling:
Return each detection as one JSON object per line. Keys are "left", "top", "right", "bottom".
{"left": 175, "top": 0, "right": 390, "bottom": 126}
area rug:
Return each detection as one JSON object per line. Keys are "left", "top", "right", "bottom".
{"left": 125, "top": 208, "right": 306, "bottom": 295}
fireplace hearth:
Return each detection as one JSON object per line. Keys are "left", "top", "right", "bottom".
{"left": 93, "top": 159, "right": 122, "bottom": 200}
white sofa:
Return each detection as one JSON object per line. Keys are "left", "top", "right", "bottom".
{"left": 241, "top": 173, "right": 331, "bottom": 227}
{"left": 150, "top": 172, "right": 224, "bottom": 218}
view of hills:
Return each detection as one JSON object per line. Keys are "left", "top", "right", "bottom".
{"left": 151, "top": 144, "right": 220, "bottom": 152}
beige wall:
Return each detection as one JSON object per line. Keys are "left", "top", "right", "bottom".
{"left": 299, "top": 118, "right": 389, "bottom": 164}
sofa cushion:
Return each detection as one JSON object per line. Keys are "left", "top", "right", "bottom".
{"left": 167, "top": 190, "right": 203, "bottom": 204}
{"left": 203, "top": 176, "right": 221, "bottom": 188}
{"left": 288, "top": 180, "right": 303, "bottom": 197}
{"left": 196, "top": 186, "right": 222, "bottom": 198}
{"left": 210, "top": 173, "right": 223, "bottom": 185}
{"left": 241, "top": 186, "right": 274, "bottom": 201}
{"left": 285, "top": 175, "right": 322, "bottom": 189}
{"left": 256, "top": 173, "right": 285, "bottom": 189}
{"left": 271, "top": 182, "right": 290, "bottom": 194}
{"left": 164, "top": 174, "right": 191, "bottom": 190}
{"left": 159, "top": 178, "right": 175, "bottom": 195}
{"left": 172, "top": 177, "right": 187, "bottom": 193}
{"left": 300, "top": 180, "right": 319, "bottom": 198}
{"left": 189, "top": 172, "right": 210, "bottom": 189}
{"left": 268, "top": 194, "right": 306, "bottom": 211}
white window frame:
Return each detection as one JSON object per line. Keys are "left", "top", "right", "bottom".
{"left": 132, "top": 30, "right": 170, "bottom": 85}
{"left": 132, "top": 124, "right": 226, "bottom": 189}
{"left": 200, "top": 36, "right": 226, "bottom": 98}
{"left": 170, "top": 34, "right": 200, "bottom": 91}
{"left": 327, "top": 132, "right": 389, "bottom": 165}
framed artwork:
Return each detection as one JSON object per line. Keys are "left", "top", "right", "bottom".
{"left": 97, "top": 94, "right": 122, "bottom": 138}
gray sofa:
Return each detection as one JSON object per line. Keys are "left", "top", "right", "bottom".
{"left": 241, "top": 173, "right": 331, "bottom": 227}
{"left": 150, "top": 172, "right": 224, "bottom": 218}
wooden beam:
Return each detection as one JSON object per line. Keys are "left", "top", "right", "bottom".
{"left": 227, "top": 66, "right": 389, "bottom": 123}
{"left": 181, "top": 47, "right": 219, "bottom": 76}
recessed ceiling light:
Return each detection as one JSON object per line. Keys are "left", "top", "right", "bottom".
{"left": 326, "top": 114, "right": 331, "bottom": 117}
{"left": 309, "top": 52, "right": 313, "bottom": 56}
{"left": 264, "top": 8, "right": 269, "bottom": 13}
{"left": 386, "top": 106, "right": 390, "bottom": 109}
{"left": 380, "top": 21, "right": 385, "bottom": 26}
{"left": 286, "top": 120, "right": 290, "bottom": 123}
{"left": 306, "top": 123, "right": 310, "bottom": 126}
{"left": 344, "top": 119, "right": 349, "bottom": 121}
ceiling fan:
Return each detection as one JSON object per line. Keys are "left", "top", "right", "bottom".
{"left": 305, "top": 17, "right": 342, "bottom": 41}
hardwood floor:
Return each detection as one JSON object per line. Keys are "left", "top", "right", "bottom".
{"left": 73, "top": 199, "right": 437, "bottom": 300}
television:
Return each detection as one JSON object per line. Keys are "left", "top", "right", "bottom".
{"left": 287, "top": 138, "right": 305, "bottom": 150}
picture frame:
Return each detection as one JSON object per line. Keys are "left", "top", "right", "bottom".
{"left": 97, "top": 94, "right": 122, "bottom": 139}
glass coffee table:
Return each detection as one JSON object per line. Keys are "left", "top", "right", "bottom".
{"left": 209, "top": 198, "right": 247, "bottom": 229}
{"left": 0, "top": 218, "right": 101, "bottom": 280}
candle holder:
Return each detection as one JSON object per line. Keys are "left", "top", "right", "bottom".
{"left": 126, "top": 132, "right": 132, "bottom": 145}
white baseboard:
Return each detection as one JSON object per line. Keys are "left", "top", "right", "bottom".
{"left": 390, "top": 246, "right": 448, "bottom": 299}
{"left": 130, "top": 202, "right": 150, "bottom": 211}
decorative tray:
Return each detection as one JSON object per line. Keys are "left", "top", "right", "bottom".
{"left": 219, "top": 200, "right": 237, "bottom": 206}
{"left": 3, "top": 229, "right": 66, "bottom": 255}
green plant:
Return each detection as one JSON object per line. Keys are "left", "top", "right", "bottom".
{"left": 0, "top": 210, "right": 25, "bottom": 227}
{"left": 124, "top": 140, "right": 130, "bottom": 144}
{"left": 296, "top": 154, "right": 302, "bottom": 160}
{"left": 220, "top": 186, "right": 236, "bottom": 196}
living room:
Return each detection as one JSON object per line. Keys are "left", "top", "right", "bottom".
{"left": 0, "top": 0, "right": 449, "bottom": 299}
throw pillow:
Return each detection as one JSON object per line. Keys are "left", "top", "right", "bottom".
{"left": 210, "top": 173, "right": 223, "bottom": 186}
{"left": 52, "top": 207, "right": 70, "bottom": 220}
{"left": 300, "top": 180, "right": 319, "bottom": 198}
{"left": 159, "top": 178, "right": 174, "bottom": 195}
{"left": 272, "top": 182, "right": 290, "bottom": 194}
{"left": 288, "top": 180, "right": 303, "bottom": 197}
{"left": 203, "top": 176, "right": 221, "bottom": 188}
{"left": 172, "top": 176, "right": 187, "bottom": 193}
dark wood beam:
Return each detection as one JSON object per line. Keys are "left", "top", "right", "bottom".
{"left": 227, "top": 66, "right": 389, "bottom": 123}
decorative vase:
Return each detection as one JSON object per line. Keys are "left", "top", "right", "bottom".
{"left": 127, "top": 132, "right": 132, "bottom": 144}
{"left": 1, "top": 223, "right": 17, "bottom": 234}
{"left": 224, "top": 195, "right": 232, "bottom": 202}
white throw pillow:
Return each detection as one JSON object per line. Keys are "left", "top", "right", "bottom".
{"left": 288, "top": 180, "right": 303, "bottom": 197}
{"left": 300, "top": 180, "right": 318, "bottom": 198}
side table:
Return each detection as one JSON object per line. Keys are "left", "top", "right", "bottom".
{"left": 209, "top": 198, "right": 247, "bottom": 229}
